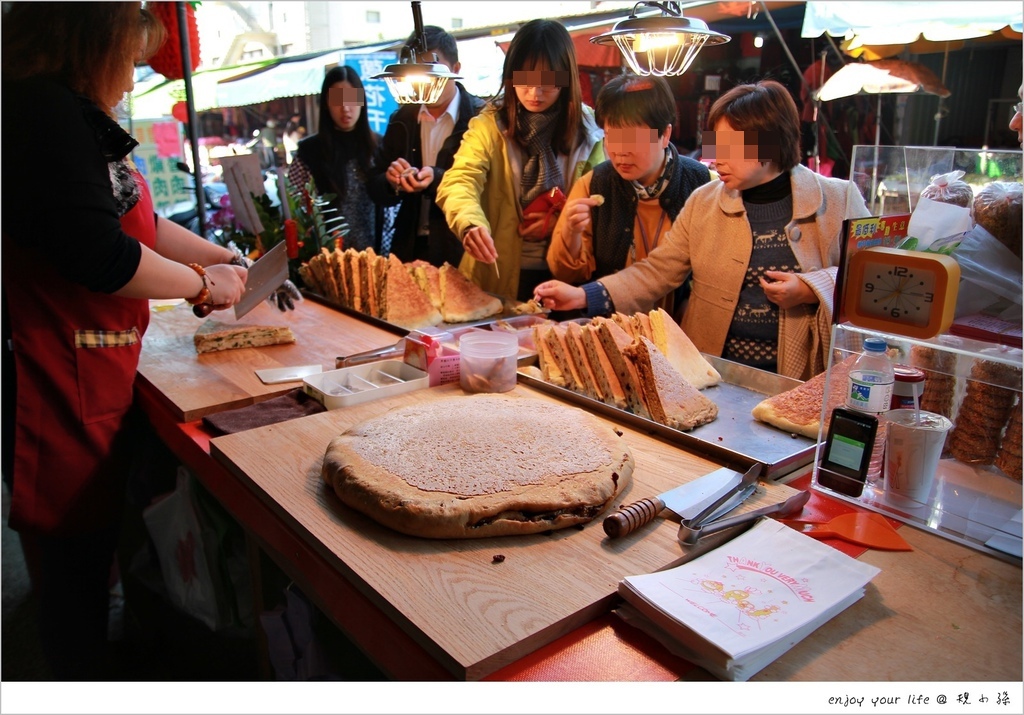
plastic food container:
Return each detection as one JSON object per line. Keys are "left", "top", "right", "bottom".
{"left": 303, "top": 360, "right": 428, "bottom": 409}
{"left": 459, "top": 330, "right": 518, "bottom": 393}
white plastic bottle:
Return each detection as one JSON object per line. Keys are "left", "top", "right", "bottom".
{"left": 846, "top": 337, "right": 894, "bottom": 485}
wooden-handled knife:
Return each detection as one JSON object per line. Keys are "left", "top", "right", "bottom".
{"left": 603, "top": 466, "right": 749, "bottom": 539}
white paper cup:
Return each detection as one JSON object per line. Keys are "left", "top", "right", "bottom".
{"left": 884, "top": 409, "right": 953, "bottom": 508}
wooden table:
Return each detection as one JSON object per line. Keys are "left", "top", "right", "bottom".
{"left": 134, "top": 299, "right": 1023, "bottom": 683}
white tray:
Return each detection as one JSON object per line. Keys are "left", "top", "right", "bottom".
{"left": 303, "top": 360, "right": 428, "bottom": 409}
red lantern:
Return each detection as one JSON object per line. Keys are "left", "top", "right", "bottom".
{"left": 147, "top": 2, "right": 201, "bottom": 80}
{"left": 171, "top": 100, "right": 189, "bottom": 123}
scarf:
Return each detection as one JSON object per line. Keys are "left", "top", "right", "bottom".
{"left": 629, "top": 147, "right": 674, "bottom": 200}
{"left": 517, "top": 107, "right": 564, "bottom": 208}
{"left": 591, "top": 143, "right": 710, "bottom": 279}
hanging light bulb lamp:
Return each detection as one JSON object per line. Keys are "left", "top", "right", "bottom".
{"left": 373, "top": 1, "right": 461, "bottom": 104}
{"left": 591, "top": 1, "right": 730, "bottom": 77}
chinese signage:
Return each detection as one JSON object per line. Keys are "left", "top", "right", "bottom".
{"left": 126, "top": 119, "right": 189, "bottom": 214}
{"left": 344, "top": 52, "right": 398, "bottom": 136}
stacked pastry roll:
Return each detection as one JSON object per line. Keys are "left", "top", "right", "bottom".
{"left": 946, "top": 358, "right": 1022, "bottom": 474}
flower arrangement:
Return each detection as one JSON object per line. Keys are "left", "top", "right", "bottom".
{"left": 220, "top": 174, "right": 348, "bottom": 288}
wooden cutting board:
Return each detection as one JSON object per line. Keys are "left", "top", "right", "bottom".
{"left": 138, "top": 299, "right": 400, "bottom": 421}
{"left": 209, "top": 382, "right": 800, "bottom": 680}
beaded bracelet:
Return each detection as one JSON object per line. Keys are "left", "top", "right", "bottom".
{"left": 185, "top": 263, "right": 211, "bottom": 305}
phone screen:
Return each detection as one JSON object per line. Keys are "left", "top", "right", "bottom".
{"left": 818, "top": 408, "right": 878, "bottom": 497}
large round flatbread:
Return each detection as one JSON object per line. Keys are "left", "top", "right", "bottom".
{"left": 322, "top": 394, "right": 634, "bottom": 538}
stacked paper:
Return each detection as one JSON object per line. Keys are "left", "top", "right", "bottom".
{"left": 618, "top": 519, "right": 881, "bottom": 681}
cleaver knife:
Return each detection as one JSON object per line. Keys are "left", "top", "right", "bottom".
{"left": 192, "top": 241, "right": 290, "bottom": 319}
{"left": 603, "top": 466, "right": 750, "bottom": 539}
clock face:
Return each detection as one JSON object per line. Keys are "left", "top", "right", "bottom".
{"left": 857, "top": 260, "right": 938, "bottom": 328}
{"left": 844, "top": 247, "right": 961, "bottom": 340}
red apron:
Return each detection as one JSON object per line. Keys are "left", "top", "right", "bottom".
{"left": 3, "top": 172, "right": 156, "bottom": 535}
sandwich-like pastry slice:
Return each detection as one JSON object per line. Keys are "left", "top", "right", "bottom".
{"left": 409, "top": 260, "right": 443, "bottom": 311}
{"left": 565, "top": 321, "right": 604, "bottom": 402}
{"left": 594, "top": 317, "right": 650, "bottom": 419}
{"left": 337, "top": 244, "right": 354, "bottom": 307}
{"left": 580, "top": 323, "right": 627, "bottom": 410}
{"left": 194, "top": 319, "right": 295, "bottom": 354}
{"left": 648, "top": 308, "right": 721, "bottom": 389}
{"left": 625, "top": 336, "right": 718, "bottom": 431}
{"left": 343, "top": 248, "right": 362, "bottom": 313}
{"left": 533, "top": 325, "right": 565, "bottom": 387}
{"left": 383, "top": 254, "right": 442, "bottom": 329}
{"left": 544, "top": 324, "right": 586, "bottom": 394}
{"left": 439, "top": 263, "right": 502, "bottom": 323}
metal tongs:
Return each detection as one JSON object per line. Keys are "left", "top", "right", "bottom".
{"left": 678, "top": 490, "right": 811, "bottom": 545}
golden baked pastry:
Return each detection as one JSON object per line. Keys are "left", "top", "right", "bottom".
{"left": 321, "top": 394, "right": 634, "bottom": 538}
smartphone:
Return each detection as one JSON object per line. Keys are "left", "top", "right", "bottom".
{"left": 816, "top": 407, "right": 878, "bottom": 498}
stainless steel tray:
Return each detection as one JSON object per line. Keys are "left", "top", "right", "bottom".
{"left": 517, "top": 355, "right": 816, "bottom": 480}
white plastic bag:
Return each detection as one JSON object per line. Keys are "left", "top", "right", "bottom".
{"left": 899, "top": 196, "right": 973, "bottom": 254}
{"left": 143, "top": 467, "right": 227, "bottom": 631}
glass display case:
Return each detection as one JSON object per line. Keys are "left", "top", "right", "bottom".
{"left": 814, "top": 145, "right": 1022, "bottom": 561}
{"left": 848, "top": 144, "right": 1022, "bottom": 216}
{"left": 814, "top": 324, "right": 1022, "bottom": 562}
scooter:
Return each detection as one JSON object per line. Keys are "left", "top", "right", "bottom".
{"left": 163, "top": 162, "right": 229, "bottom": 241}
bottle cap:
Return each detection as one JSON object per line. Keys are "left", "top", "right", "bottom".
{"left": 893, "top": 365, "right": 926, "bottom": 383}
{"left": 863, "top": 337, "right": 888, "bottom": 353}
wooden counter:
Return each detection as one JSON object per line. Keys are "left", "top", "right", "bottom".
{"left": 134, "top": 299, "right": 1023, "bottom": 683}
{"left": 138, "top": 298, "right": 400, "bottom": 421}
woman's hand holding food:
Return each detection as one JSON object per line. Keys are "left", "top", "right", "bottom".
{"left": 563, "top": 195, "right": 602, "bottom": 235}
{"left": 533, "top": 279, "right": 586, "bottom": 311}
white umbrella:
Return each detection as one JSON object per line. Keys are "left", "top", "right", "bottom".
{"left": 816, "top": 60, "right": 951, "bottom": 211}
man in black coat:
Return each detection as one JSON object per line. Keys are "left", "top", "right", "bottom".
{"left": 369, "top": 26, "right": 486, "bottom": 267}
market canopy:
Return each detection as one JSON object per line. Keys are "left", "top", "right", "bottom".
{"left": 130, "top": 60, "right": 274, "bottom": 119}
{"left": 802, "top": 1, "right": 1023, "bottom": 58}
{"left": 215, "top": 51, "right": 342, "bottom": 107}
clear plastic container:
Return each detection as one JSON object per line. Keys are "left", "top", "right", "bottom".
{"left": 459, "top": 330, "right": 518, "bottom": 393}
{"left": 847, "top": 337, "right": 895, "bottom": 485}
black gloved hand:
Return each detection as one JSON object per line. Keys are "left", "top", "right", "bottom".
{"left": 268, "top": 279, "right": 303, "bottom": 311}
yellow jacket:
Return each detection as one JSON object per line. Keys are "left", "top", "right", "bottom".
{"left": 436, "top": 105, "right": 605, "bottom": 298}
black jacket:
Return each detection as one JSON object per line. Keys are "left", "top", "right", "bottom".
{"left": 368, "top": 83, "right": 485, "bottom": 266}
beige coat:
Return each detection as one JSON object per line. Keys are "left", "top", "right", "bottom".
{"left": 599, "top": 164, "right": 870, "bottom": 380}
{"left": 436, "top": 106, "right": 605, "bottom": 298}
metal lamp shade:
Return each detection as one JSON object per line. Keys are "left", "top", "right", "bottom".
{"left": 591, "top": 15, "right": 729, "bottom": 77}
{"left": 375, "top": 62, "right": 461, "bottom": 105}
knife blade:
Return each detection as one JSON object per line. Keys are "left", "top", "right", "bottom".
{"left": 602, "top": 466, "right": 743, "bottom": 539}
{"left": 698, "top": 482, "right": 757, "bottom": 526}
{"left": 234, "top": 241, "right": 289, "bottom": 319}
{"left": 684, "top": 462, "right": 763, "bottom": 531}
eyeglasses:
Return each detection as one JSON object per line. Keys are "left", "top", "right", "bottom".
{"left": 1012, "top": 101, "right": 1023, "bottom": 118}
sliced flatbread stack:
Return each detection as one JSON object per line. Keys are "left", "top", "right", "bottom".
{"left": 439, "top": 263, "right": 502, "bottom": 323}
{"left": 649, "top": 308, "right": 721, "bottom": 389}
{"left": 193, "top": 319, "right": 295, "bottom": 354}
{"left": 624, "top": 336, "right": 718, "bottom": 431}
{"left": 751, "top": 355, "right": 854, "bottom": 438}
{"left": 383, "top": 254, "right": 442, "bottom": 329}
{"left": 321, "top": 394, "right": 634, "bottom": 538}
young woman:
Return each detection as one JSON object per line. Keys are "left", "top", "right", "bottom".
{"left": 546, "top": 74, "right": 711, "bottom": 317}
{"left": 2, "top": 2, "right": 247, "bottom": 678}
{"left": 288, "top": 65, "right": 382, "bottom": 252}
{"left": 536, "top": 80, "right": 871, "bottom": 380}
{"left": 436, "top": 19, "right": 605, "bottom": 301}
